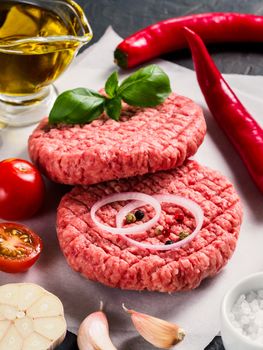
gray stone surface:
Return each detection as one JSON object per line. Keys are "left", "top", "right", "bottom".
{"left": 76, "top": 0, "right": 263, "bottom": 75}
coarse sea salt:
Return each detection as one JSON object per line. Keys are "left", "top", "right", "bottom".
{"left": 229, "top": 290, "right": 263, "bottom": 344}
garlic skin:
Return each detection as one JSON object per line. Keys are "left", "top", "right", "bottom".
{"left": 0, "top": 283, "right": 67, "bottom": 350}
{"left": 77, "top": 308, "right": 117, "bottom": 350}
{"left": 123, "top": 304, "right": 185, "bottom": 349}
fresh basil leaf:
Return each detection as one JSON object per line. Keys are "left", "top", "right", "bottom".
{"left": 48, "top": 65, "right": 172, "bottom": 126}
{"left": 105, "top": 97, "right": 122, "bottom": 121}
{"left": 49, "top": 88, "right": 105, "bottom": 125}
{"left": 105, "top": 71, "right": 119, "bottom": 98}
{"left": 118, "top": 65, "right": 171, "bottom": 107}
{"left": 70, "top": 88, "right": 103, "bottom": 99}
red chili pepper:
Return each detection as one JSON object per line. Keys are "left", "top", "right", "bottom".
{"left": 114, "top": 13, "right": 263, "bottom": 68}
{"left": 183, "top": 27, "right": 263, "bottom": 193}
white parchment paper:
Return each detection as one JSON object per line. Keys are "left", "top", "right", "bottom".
{"left": 1, "top": 27, "right": 263, "bottom": 350}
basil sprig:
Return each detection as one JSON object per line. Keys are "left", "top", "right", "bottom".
{"left": 49, "top": 65, "right": 171, "bottom": 125}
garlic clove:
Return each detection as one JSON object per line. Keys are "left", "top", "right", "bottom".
{"left": 27, "top": 294, "right": 64, "bottom": 318}
{"left": 77, "top": 305, "right": 117, "bottom": 350}
{"left": 0, "top": 284, "right": 19, "bottom": 307}
{"left": 122, "top": 304, "right": 185, "bottom": 349}
{"left": 0, "top": 325, "right": 23, "bottom": 350}
{"left": 23, "top": 332, "right": 51, "bottom": 350}
{"left": 0, "top": 320, "right": 10, "bottom": 341}
{"left": 0, "top": 304, "right": 18, "bottom": 321}
{"left": 15, "top": 317, "right": 34, "bottom": 338}
{"left": 33, "top": 316, "right": 67, "bottom": 341}
{"left": 18, "top": 284, "right": 44, "bottom": 311}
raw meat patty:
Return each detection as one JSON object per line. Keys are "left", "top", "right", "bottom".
{"left": 28, "top": 93, "right": 206, "bottom": 185}
{"left": 57, "top": 160, "right": 242, "bottom": 292}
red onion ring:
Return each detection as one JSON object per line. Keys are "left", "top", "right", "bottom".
{"left": 116, "top": 194, "right": 204, "bottom": 251}
{"left": 90, "top": 192, "right": 161, "bottom": 235}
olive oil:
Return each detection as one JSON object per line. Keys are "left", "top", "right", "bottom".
{"left": 0, "top": 1, "right": 81, "bottom": 96}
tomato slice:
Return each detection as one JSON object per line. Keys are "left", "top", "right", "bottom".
{"left": 0, "top": 222, "right": 43, "bottom": 273}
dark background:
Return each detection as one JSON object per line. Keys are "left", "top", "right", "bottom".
{"left": 76, "top": 0, "right": 263, "bottom": 75}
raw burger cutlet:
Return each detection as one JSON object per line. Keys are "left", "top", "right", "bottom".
{"left": 57, "top": 160, "right": 242, "bottom": 292}
{"left": 28, "top": 93, "right": 206, "bottom": 185}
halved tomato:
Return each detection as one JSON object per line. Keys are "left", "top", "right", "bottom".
{"left": 0, "top": 222, "right": 43, "bottom": 273}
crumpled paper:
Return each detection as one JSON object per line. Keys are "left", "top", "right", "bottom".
{"left": 1, "top": 27, "right": 263, "bottom": 350}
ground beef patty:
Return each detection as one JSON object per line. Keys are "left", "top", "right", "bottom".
{"left": 28, "top": 93, "right": 206, "bottom": 185}
{"left": 57, "top": 160, "right": 242, "bottom": 292}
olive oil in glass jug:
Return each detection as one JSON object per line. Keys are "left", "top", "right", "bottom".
{"left": 0, "top": 0, "right": 92, "bottom": 126}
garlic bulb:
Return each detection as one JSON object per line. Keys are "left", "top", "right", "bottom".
{"left": 123, "top": 304, "right": 185, "bottom": 349}
{"left": 77, "top": 304, "right": 117, "bottom": 350}
{"left": 0, "top": 283, "right": 67, "bottom": 350}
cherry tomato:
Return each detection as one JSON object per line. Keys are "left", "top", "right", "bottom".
{"left": 0, "top": 158, "right": 45, "bottom": 220}
{"left": 0, "top": 222, "right": 43, "bottom": 273}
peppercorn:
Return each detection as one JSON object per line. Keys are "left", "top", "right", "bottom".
{"left": 165, "top": 240, "right": 174, "bottom": 245}
{"left": 179, "top": 231, "right": 189, "bottom": 240}
{"left": 135, "top": 210, "right": 144, "bottom": 221}
{"left": 155, "top": 225, "right": 164, "bottom": 235}
{"left": 162, "top": 227, "right": 170, "bottom": 237}
{"left": 126, "top": 213, "right": 136, "bottom": 224}
{"left": 175, "top": 211, "right": 184, "bottom": 223}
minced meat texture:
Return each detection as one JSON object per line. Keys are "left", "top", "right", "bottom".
{"left": 28, "top": 93, "right": 206, "bottom": 185}
{"left": 57, "top": 160, "right": 242, "bottom": 292}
